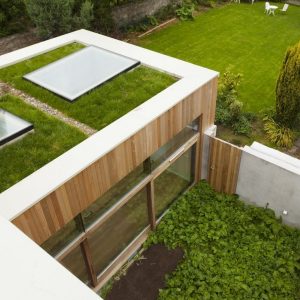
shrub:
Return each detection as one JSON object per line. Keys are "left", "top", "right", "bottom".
{"left": 92, "top": 0, "right": 179, "bottom": 34}
{"left": 74, "top": 0, "right": 94, "bottom": 30}
{"left": 25, "top": 0, "right": 74, "bottom": 38}
{"left": 120, "top": 4, "right": 176, "bottom": 33}
{"left": 276, "top": 41, "right": 300, "bottom": 129}
{"left": 193, "top": 0, "right": 214, "bottom": 7}
{"left": 243, "top": 111, "right": 257, "bottom": 122}
{"left": 109, "top": 0, "right": 143, "bottom": 5}
{"left": 263, "top": 116, "right": 294, "bottom": 148}
{"left": 228, "top": 98, "right": 243, "bottom": 120}
{"left": 0, "top": 0, "right": 28, "bottom": 37}
{"left": 176, "top": 1, "right": 195, "bottom": 21}
{"left": 218, "top": 68, "right": 242, "bottom": 100}
{"left": 216, "top": 68, "right": 252, "bottom": 135}
{"left": 93, "top": 0, "right": 115, "bottom": 33}
{"left": 233, "top": 115, "right": 252, "bottom": 135}
{"left": 215, "top": 106, "right": 231, "bottom": 126}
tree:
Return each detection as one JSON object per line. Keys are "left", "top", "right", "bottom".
{"left": 0, "top": 0, "right": 27, "bottom": 37}
{"left": 74, "top": 0, "right": 94, "bottom": 30}
{"left": 25, "top": 0, "right": 74, "bottom": 39}
{"left": 275, "top": 41, "right": 300, "bottom": 129}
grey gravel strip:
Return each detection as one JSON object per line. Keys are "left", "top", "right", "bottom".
{"left": 0, "top": 81, "right": 97, "bottom": 136}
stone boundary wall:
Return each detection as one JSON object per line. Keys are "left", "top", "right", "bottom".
{"left": 287, "top": 0, "right": 300, "bottom": 6}
{"left": 112, "top": 0, "right": 180, "bottom": 27}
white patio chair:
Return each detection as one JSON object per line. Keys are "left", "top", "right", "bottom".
{"left": 265, "top": 2, "right": 270, "bottom": 14}
{"left": 280, "top": 3, "right": 289, "bottom": 13}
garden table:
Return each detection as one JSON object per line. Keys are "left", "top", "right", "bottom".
{"left": 268, "top": 5, "right": 278, "bottom": 15}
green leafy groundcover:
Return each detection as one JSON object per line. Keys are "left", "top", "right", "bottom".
{"left": 145, "top": 181, "right": 300, "bottom": 300}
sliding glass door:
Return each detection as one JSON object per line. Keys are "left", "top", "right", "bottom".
{"left": 154, "top": 145, "right": 195, "bottom": 218}
{"left": 49, "top": 118, "right": 201, "bottom": 289}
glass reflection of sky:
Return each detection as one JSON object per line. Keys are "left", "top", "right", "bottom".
{"left": 24, "top": 46, "right": 140, "bottom": 101}
{"left": 0, "top": 109, "right": 32, "bottom": 145}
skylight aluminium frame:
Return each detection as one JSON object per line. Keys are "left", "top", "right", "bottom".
{"left": 23, "top": 46, "right": 140, "bottom": 102}
{"left": 0, "top": 109, "right": 33, "bottom": 147}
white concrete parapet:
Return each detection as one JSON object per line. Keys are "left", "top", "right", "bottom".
{"left": 0, "top": 216, "right": 102, "bottom": 300}
{"left": 0, "top": 29, "right": 218, "bottom": 221}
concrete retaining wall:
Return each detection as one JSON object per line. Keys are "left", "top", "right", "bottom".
{"left": 236, "top": 142, "right": 300, "bottom": 228}
{"left": 112, "top": 0, "right": 180, "bottom": 27}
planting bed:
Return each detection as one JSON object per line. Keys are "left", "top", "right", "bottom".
{"left": 104, "top": 181, "right": 300, "bottom": 299}
{"left": 105, "top": 244, "right": 184, "bottom": 300}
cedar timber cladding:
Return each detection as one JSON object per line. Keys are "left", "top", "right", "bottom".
{"left": 12, "top": 78, "right": 218, "bottom": 245}
{"left": 208, "top": 136, "right": 242, "bottom": 195}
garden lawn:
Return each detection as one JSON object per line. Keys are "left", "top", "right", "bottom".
{"left": 145, "top": 181, "right": 300, "bottom": 299}
{"left": 0, "top": 43, "right": 176, "bottom": 130}
{"left": 0, "top": 94, "right": 86, "bottom": 193}
{"left": 138, "top": 3, "right": 300, "bottom": 113}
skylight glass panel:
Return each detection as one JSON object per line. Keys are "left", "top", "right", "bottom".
{"left": 24, "top": 46, "right": 140, "bottom": 101}
{"left": 0, "top": 109, "right": 33, "bottom": 146}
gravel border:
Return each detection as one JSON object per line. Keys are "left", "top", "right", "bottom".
{"left": 0, "top": 81, "right": 97, "bottom": 136}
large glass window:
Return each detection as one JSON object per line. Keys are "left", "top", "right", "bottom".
{"left": 47, "top": 117, "right": 199, "bottom": 287}
{"left": 154, "top": 146, "right": 195, "bottom": 218}
{"left": 41, "top": 215, "right": 84, "bottom": 256}
{"left": 81, "top": 163, "right": 148, "bottom": 228}
{"left": 87, "top": 188, "right": 148, "bottom": 276}
{"left": 150, "top": 119, "right": 198, "bottom": 170}
{"left": 60, "top": 245, "right": 90, "bottom": 284}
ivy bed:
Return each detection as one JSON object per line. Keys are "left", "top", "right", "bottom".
{"left": 104, "top": 181, "right": 300, "bottom": 299}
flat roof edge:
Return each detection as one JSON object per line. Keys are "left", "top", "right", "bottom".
{"left": 242, "top": 147, "right": 300, "bottom": 176}
{"left": 0, "top": 216, "right": 102, "bottom": 300}
{"left": 0, "top": 29, "right": 218, "bottom": 221}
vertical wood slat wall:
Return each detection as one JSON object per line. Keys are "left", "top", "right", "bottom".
{"left": 208, "top": 137, "right": 242, "bottom": 194}
{"left": 12, "top": 78, "right": 218, "bottom": 245}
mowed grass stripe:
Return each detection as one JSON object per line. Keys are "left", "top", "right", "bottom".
{"left": 139, "top": 3, "right": 300, "bottom": 112}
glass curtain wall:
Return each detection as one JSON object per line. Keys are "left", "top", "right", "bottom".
{"left": 60, "top": 245, "right": 90, "bottom": 284}
{"left": 41, "top": 118, "right": 199, "bottom": 286}
{"left": 41, "top": 215, "right": 84, "bottom": 256}
{"left": 81, "top": 163, "right": 148, "bottom": 228}
{"left": 88, "top": 188, "right": 148, "bottom": 276}
{"left": 154, "top": 145, "right": 195, "bottom": 218}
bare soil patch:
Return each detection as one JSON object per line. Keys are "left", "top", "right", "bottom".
{"left": 106, "top": 244, "right": 184, "bottom": 300}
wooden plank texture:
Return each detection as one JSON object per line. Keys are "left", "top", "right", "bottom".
{"left": 12, "top": 78, "right": 217, "bottom": 245}
{"left": 208, "top": 137, "right": 242, "bottom": 194}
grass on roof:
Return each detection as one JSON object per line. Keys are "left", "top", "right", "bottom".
{"left": 138, "top": 3, "right": 300, "bottom": 113}
{"left": 0, "top": 94, "right": 86, "bottom": 193}
{"left": 0, "top": 43, "right": 176, "bottom": 130}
